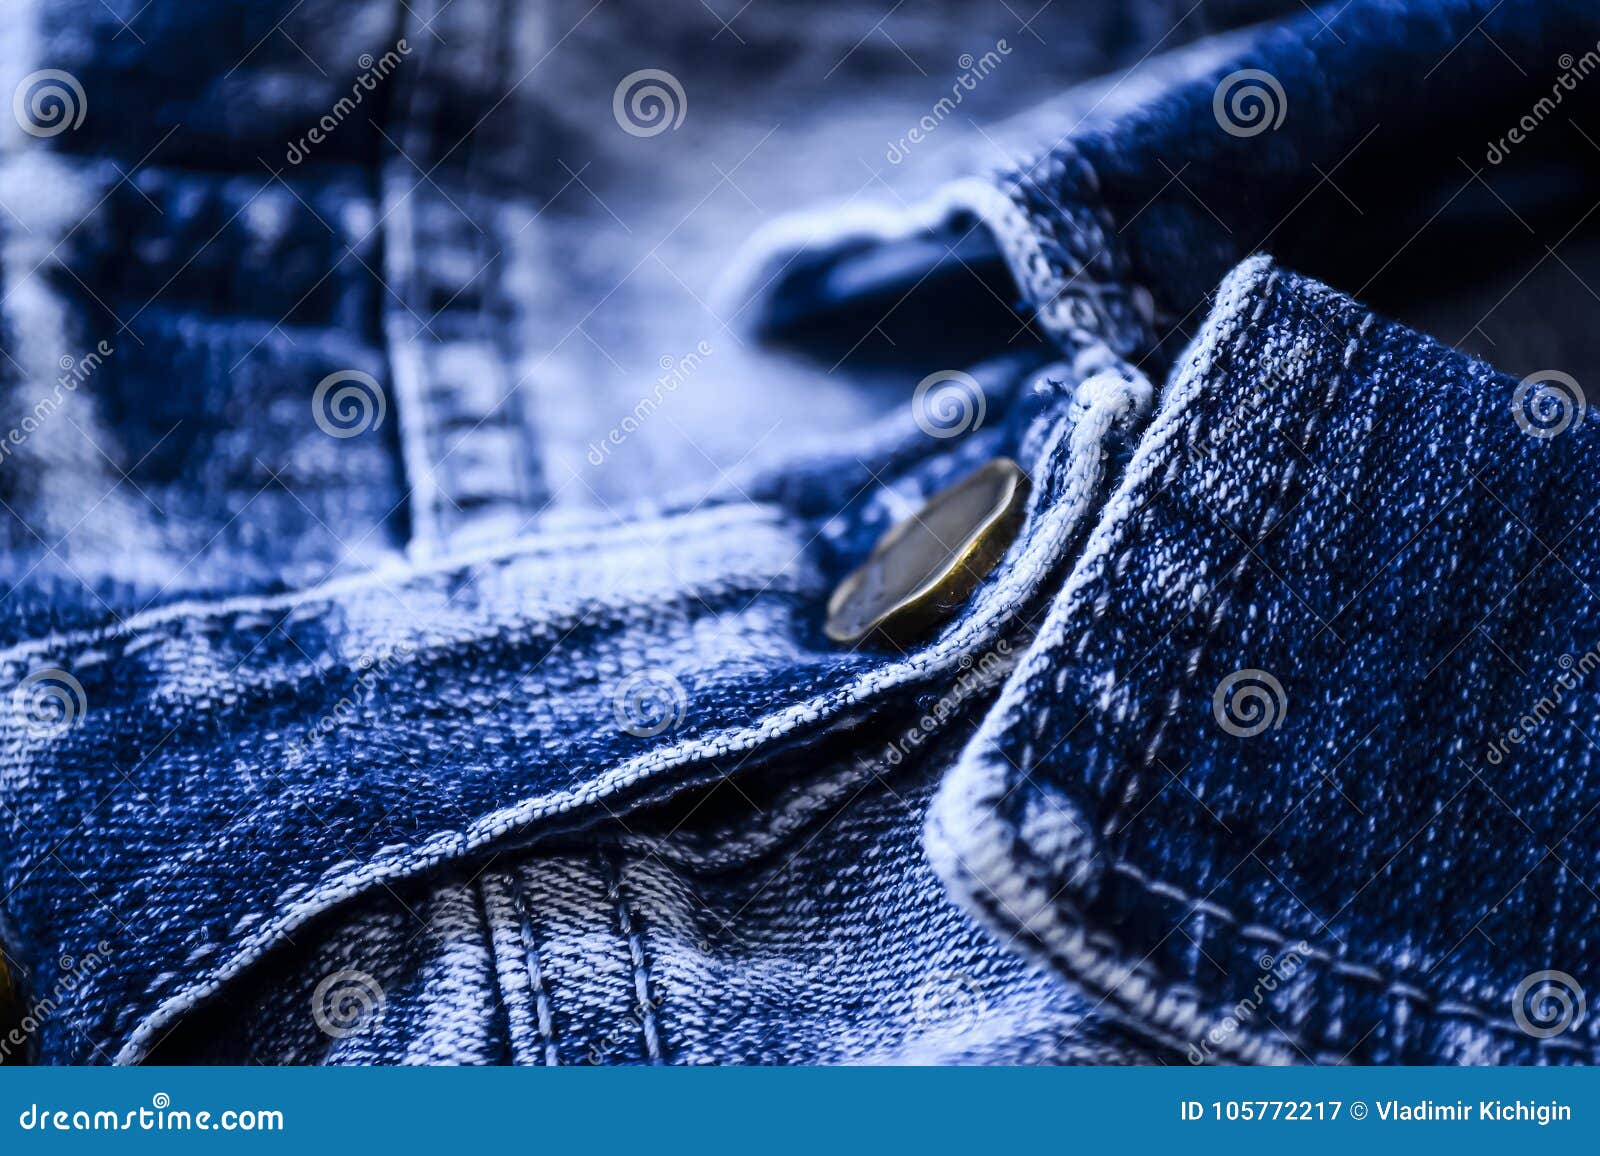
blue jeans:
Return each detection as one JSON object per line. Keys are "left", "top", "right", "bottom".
{"left": 2, "top": 0, "right": 1599, "bottom": 1065}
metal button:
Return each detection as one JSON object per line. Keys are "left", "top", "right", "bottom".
{"left": 825, "top": 457, "right": 1029, "bottom": 647}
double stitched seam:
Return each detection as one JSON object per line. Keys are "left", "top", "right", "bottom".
{"left": 441, "top": 0, "right": 543, "bottom": 531}
{"left": 486, "top": 0, "right": 545, "bottom": 521}
{"left": 604, "top": 853, "right": 662, "bottom": 1065}
{"left": 469, "top": 876, "right": 517, "bottom": 1064}
{"left": 1014, "top": 285, "right": 1585, "bottom": 1058}
{"left": 380, "top": 0, "right": 443, "bottom": 553}
{"left": 986, "top": 374, "right": 1159, "bottom": 863}
{"left": 507, "top": 866, "right": 559, "bottom": 1065}
{"left": 1105, "top": 858, "right": 1593, "bottom": 1058}
{"left": 1100, "top": 271, "right": 1305, "bottom": 839}
{"left": 438, "top": 0, "right": 486, "bottom": 541}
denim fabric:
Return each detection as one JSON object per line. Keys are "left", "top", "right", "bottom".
{"left": 932, "top": 254, "right": 1600, "bottom": 1065}
{"left": 3, "top": 0, "right": 1599, "bottom": 1067}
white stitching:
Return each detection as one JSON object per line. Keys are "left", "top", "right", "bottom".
{"left": 606, "top": 856, "right": 662, "bottom": 1065}
{"left": 1104, "top": 859, "right": 1590, "bottom": 1054}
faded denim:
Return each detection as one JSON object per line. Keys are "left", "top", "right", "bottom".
{"left": 3, "top": 0, "right": 1600, "bottom": 1067}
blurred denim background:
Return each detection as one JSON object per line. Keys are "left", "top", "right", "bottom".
{"left": 0, "top": 0, "right": 1301, "bottom": 637}
{"left": 7, "top": 0, "right": 1600, "bottom": 1067}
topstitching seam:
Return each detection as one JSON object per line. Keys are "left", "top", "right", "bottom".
{"left": 1000, "top": 272, "right": 1584, "bottom": 1057}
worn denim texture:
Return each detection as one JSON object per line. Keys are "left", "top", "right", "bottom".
{"left": 2, "top": 0, "right": 1599, "bottom": 1066}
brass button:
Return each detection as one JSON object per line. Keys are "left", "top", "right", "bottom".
{"left": 825, "top": 457, "right": 1029, "bottom": 647}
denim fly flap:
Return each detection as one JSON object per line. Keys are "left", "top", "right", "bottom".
{"left": 0, "top": 0, "right": 1202, "bottom": 1065}
{"left": 929, "top": 254, "right": 1600, "bottom": 1064}
{"left": 0, "top": 332, "right": 1158, "bottom": 1063}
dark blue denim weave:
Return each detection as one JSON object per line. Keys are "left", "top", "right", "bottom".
{"left": 2, "top": 0, "right": 1599, "bottom": 1066}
